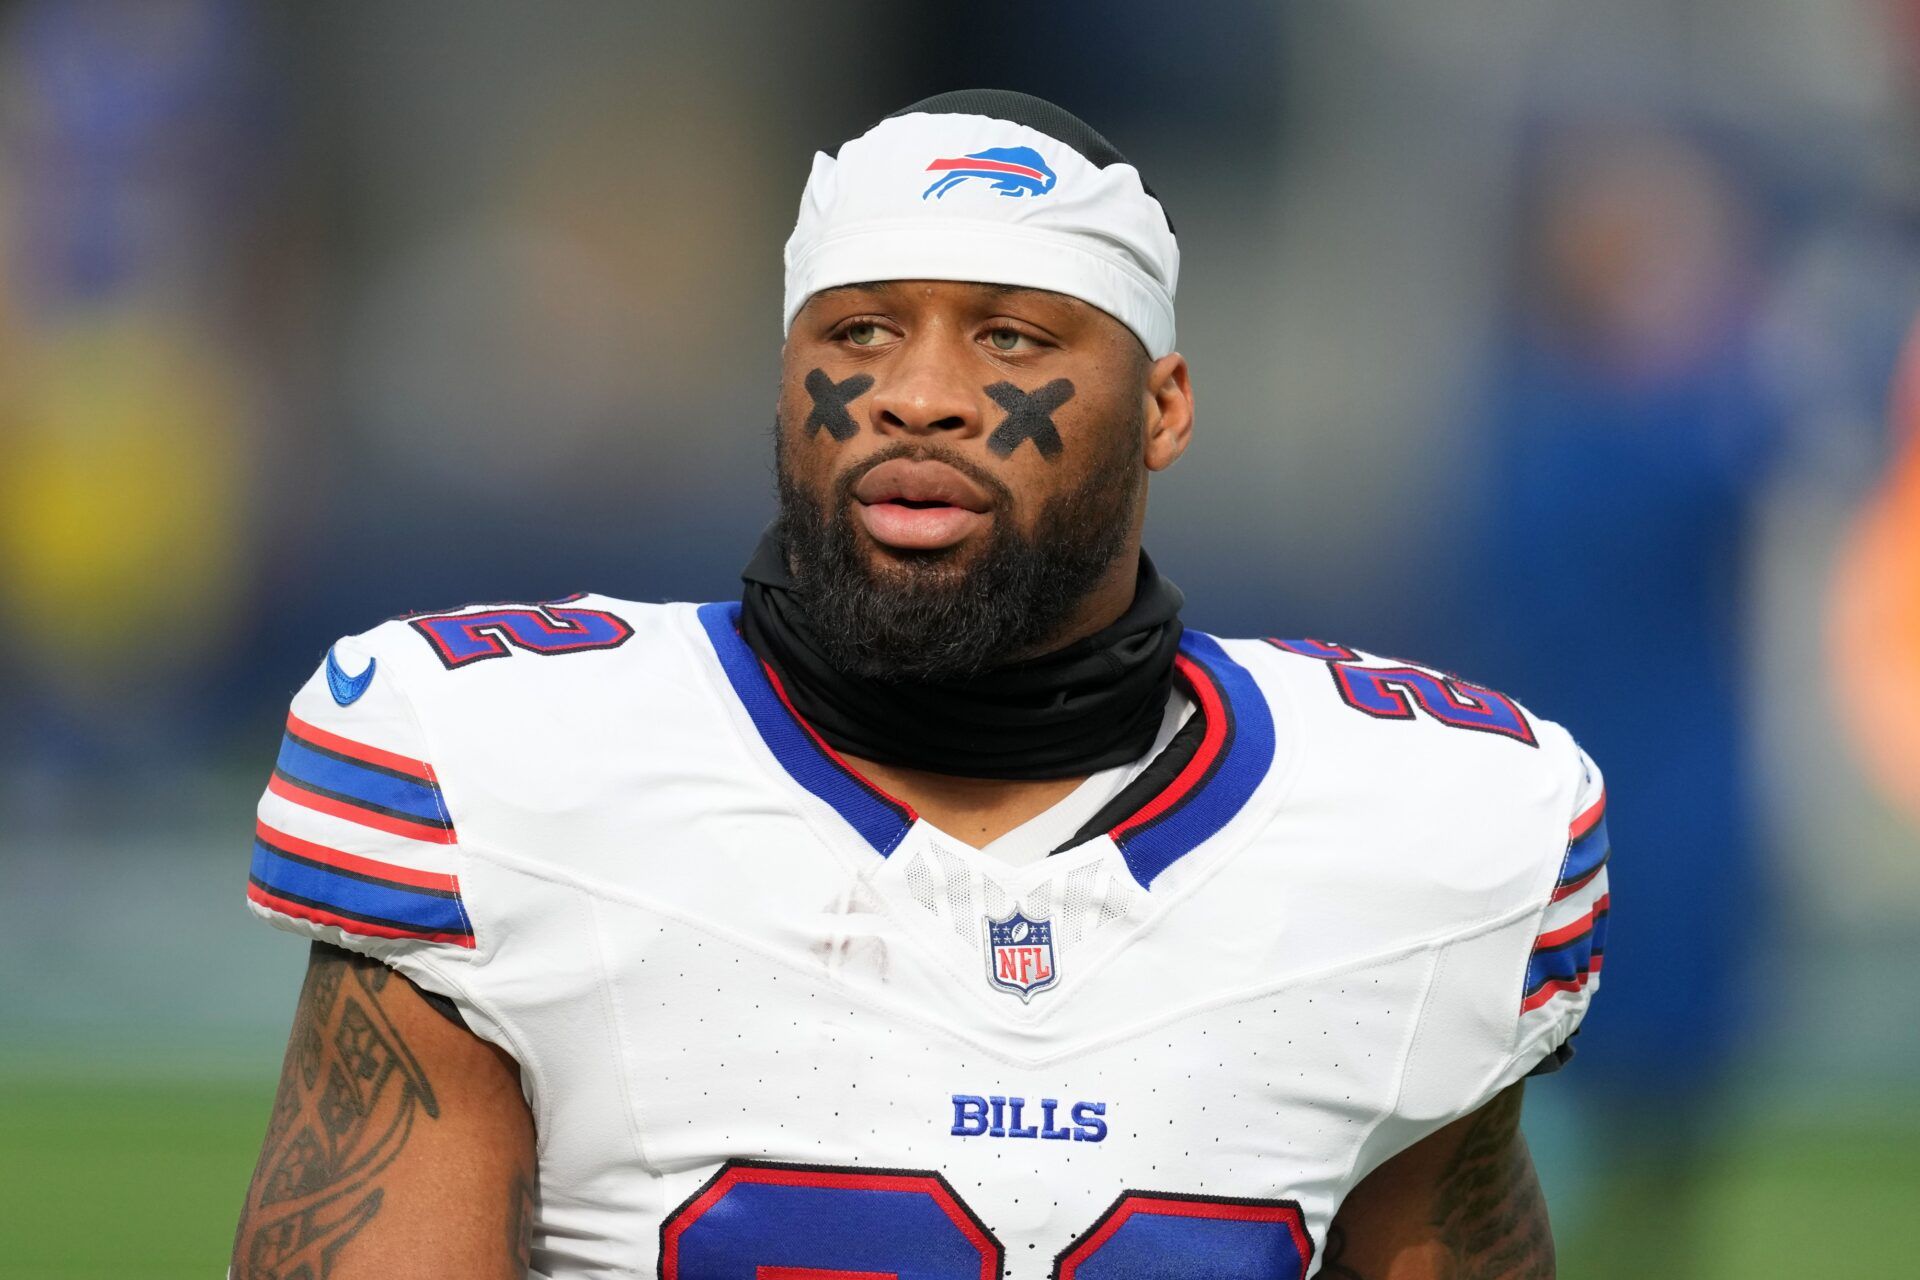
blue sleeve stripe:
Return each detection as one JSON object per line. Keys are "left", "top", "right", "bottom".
{"left": 274, "top": 734, "right": 449, "bottom": 826}
{"left": 1558, "top": 817, "right": 1610, "bottom": 885}
{"left": 1524, "top": 911, "right": 1610, "bottom": 996}
{"left": 250, "top": 841, "right": 469, "bottom": 935}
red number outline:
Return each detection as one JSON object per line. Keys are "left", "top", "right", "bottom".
{"left": 1054, "top": 1190, "right": 1313, "bottom": 1279}
{"left": 658, "top": 1160, "right": 1002, "bottom": 1280}
{"left": 409, "top": 602, "right": 634, "bottom": 670}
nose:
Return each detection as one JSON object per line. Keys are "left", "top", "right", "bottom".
{"left": 867, "top": 334, "right": 982, "bottom": 440}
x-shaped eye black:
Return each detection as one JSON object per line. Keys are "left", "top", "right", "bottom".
{"left": 804, "top": 369, "right": 874, "bottom": 442}
{"left": 985, "top": 379, "right": 1074, "bottom": 459}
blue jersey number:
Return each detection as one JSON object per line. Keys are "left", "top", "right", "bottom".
{"left": 1266, "top": 638, "right": 1537, "bottom": 747}
{"left": 409, "top": 602, "right": 633, "bottom": 669}
{"left": 658, "top": 1161, "right": 1311, "bottom": 1280}
{"left": 660, "top": 1163, "right": 999, "bottom": 1280}
{"left": 1058, "top": 1192, "right": 1313, "bottom": 1279}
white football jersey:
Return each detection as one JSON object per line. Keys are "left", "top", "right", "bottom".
{"left": 246, "top": 595, "right": 1608, "bottom": 1280}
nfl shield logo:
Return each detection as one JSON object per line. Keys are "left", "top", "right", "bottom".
{"left": 985, "top": 910, "right": 1059, "bottom": 1002}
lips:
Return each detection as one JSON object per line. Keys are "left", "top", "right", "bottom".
{"left": 851, "top": 458, "right": 993, "bottom": 551}
{"left": 852, "top": 458, "right": 991, "bottom": 512}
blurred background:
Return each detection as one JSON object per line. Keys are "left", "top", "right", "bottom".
{"left": 1, "top": 0, "right": 1917, "bottom": 1274}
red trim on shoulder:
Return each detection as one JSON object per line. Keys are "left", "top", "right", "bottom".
{"left": 1569, "top": 787, "right": 1607, "bottom": 842}
{"left": 255, "top": 820, "right": 460, "bottom": 894}
{"left": 247, "top": 882, "right": 476, "bottom": 948}
{"left": 286, "top": 711, "right": 438, "bottom": 783}
{"left": 1520, "top": 955, "right": 1604, "bottom": 1012}
{"left": 1111, "top": 653, "right": 1226, "bottom": 842}
{"left": 1534, "top": 894, "right": 1611, "bottom": 950}
{"left": 757, "top": 658, "right": 919, "bottom": 823}
{"left": 266, "top": 774, "right": 457, "bottom": 844}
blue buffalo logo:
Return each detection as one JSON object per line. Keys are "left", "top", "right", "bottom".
{"left": 923, "top": 146, "right": 1057, "bottom": 200}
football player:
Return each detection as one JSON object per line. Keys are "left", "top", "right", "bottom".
{"left": 231, "top": 90, "right": 1608, "bottom": 1280}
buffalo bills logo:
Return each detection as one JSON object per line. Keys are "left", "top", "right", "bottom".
{"left": 985, "top": 910, "right": 1058, "bottom": 1001}
{"left": 923, "top": 146, "right": 1057, "bottom": 200}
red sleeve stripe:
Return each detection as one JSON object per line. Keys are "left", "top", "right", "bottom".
{"left": 254, "top": 820, "right": 459, "bottom": 893}
{"left": 266, "top": 774, "right": 457, "bottom": 844}
{"left": 1534, "top": 894, "right": 1611, "bottom": 950}
{"left": 246, "top": 882, "right": 476, "bottom": 948}
{"left": 285, "top": 712, "right": 437, "bottom": 783}
{"left": 1551, "top": 864, "right": 1605, "bottom": 902}
{"left": 1520, "top": 958, "right": 1604, "bottom": 1013}
{"left": 1569, "top": 788, "right": 1606, "bottom": 842}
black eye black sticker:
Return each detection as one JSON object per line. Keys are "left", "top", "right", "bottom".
{"left": 985, "top": 379, "right": 1074, "bottom": 460}
{"left": 804, "top": 368, "right": 874, "bottom": 442}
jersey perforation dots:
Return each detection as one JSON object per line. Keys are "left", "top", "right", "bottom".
{"left": 245, "top": 596, "right": 1605, "bottom": 1276}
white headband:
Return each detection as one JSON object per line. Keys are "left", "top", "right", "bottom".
{"left": 782, "top": 108, "right": 1180, "bottom": 357}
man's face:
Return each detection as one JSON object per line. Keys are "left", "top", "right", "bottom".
{"left": 775, "top": 280, "right": 1184, "bottom": 680}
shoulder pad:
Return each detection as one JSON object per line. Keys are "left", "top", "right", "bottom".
{"left": 248, "top": 623, "right": 472, "bottom": 953}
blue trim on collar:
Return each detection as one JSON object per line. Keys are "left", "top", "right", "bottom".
{"left": 697, "top": 602, "right": 916, "bottom": 856}
{"left": 697, "top": 605, "right": 1274, "bottom": 879}
{"left": 1114, "top": 630, "right": 1277, "bottom": 887}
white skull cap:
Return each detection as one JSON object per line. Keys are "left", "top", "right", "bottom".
{"left": 783, "top": 90, "right": 1180, "bottom": 357}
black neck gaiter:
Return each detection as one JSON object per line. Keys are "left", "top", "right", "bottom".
{"left": 738, "top": 531, "right": 1184, "bottom": 780}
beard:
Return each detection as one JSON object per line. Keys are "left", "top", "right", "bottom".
{"left": 775, "top": 414, "right": 1144, "bottom": 683}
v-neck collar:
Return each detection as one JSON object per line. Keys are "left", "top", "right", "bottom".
{"left": 696, "top": 602, "right": 1275, "bottom": 886}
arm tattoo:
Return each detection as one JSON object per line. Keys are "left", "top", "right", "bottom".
{"left": 1322, "top": 1087, "right": 1552, "bottom": 1280}
{"left": 1429, "top": 1085, "right": 1554, "bottom": 1278}
{"left": 508, "top": 1167, "right": 536, "bottom": 1270}
{"left": 233, "top": 943, "right": 440, "bottom": 1279}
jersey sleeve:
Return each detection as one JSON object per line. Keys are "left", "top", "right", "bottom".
{"left": 245, "top": 632, "right": 476, "bottom": 957}
{"left": 1379, "top": 732, "right": 1610, "bottom": 1173}
{"left": 1512, "top": 744, "right": 1609, "bottom": 1073}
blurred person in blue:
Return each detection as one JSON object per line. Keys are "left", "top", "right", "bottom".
{"left": 1466, "top": 127, "right": 1780, "bottom": 1270}
{"left": 230, "top": 91, "right": 1612, "bottom": 1279}
{"left": 0, "top": 0, "right": 273, "bottom": 796}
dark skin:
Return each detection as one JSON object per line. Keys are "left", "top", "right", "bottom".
{"left": 232, "top": 280, "right": 1555, "bottom": 1277}
{"left": 1323, "top": 1084, "right": 1554, "bottom": 1279}
{"left": 229, "top": 944, "right": 535, "bottom": 1279}
{"left": 780, "top": 280, "right": 1194, "bottom": 846}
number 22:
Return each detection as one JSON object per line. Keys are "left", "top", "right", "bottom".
{"left": 658, "top": 1160, "right": 1313, "bottom": 1279}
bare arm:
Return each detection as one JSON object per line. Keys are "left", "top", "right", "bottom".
{"left": 230, "top": 942, "right": 537, "bottom": 1279}
{"left": 1321, "top": 1083, "right": 1553, "bottom": 1280}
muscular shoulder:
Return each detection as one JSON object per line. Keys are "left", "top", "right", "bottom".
{"left": 249, "top": 595, "right": 730, "bottom": 951}
{"left": 330, "top": 593, "right": 694, "bottom": 712}
{"left": 1226, "top": 634, "right": 1610, "bottom": 1141}
{"left": 327, "top": 591, "right": 728, "bottom": 811}
{"left": 1228, "top": 633, "right": 1598, "bottom": 928}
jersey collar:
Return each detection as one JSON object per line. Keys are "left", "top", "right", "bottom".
{"left": 697, "top": 602, "right": 1274, "bottom": 884}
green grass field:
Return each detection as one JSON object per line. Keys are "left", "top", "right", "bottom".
{"left": 0, "top": 1078, "right": 272, "bottom": 1279}
{"left": 2, "top": 1076, "right": 1916, "bottom": 1277}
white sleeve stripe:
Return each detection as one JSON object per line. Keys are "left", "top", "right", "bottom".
{"left": 257, "top": 789, "right": 462, "bottom": 873}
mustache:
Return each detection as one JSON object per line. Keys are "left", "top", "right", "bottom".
{"left": 831, "top": 442, "right": 1014, "bottom": 512}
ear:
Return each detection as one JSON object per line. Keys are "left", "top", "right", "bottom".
{"left": 1142, "top": 352, "right": 1194, "bottom": 472}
